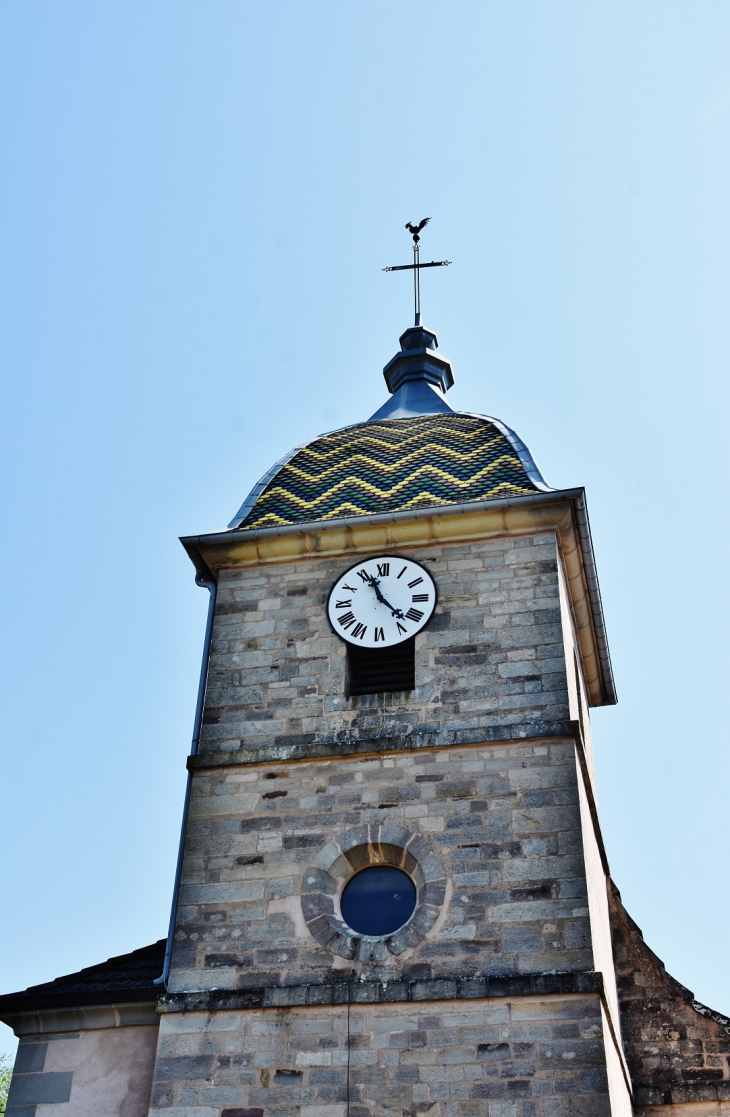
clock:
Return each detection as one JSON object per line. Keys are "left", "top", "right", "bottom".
{"left": 327, "top": 555, "right": 437, "bottom": 648}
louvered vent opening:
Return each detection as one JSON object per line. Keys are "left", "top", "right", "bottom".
{"left": 347, "top": 638, "right": 415, "bottom": 697}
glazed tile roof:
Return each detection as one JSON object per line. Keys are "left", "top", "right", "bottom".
{"left": 234, "top": 413, "right": 549, "bottom": 531}
{"left": 0, "top": 939, "right": 166, "bottom": 1012}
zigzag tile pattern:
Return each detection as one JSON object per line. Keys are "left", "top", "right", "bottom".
{"left": 238, "top": 414, "right": 540, "bottom": 530}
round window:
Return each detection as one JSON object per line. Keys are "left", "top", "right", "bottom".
{"left": 340, "top": 866, "right": 416, "bottom": 937}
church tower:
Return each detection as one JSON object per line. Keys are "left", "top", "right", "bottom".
{"left": 3, "top": 234, "right": 730, "bottom": 1117}
{"left": 148, "top": 281, "right": 635, "bottom": 1116}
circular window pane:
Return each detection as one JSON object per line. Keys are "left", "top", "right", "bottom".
{"left": 340, "top": 866, "right": 416, "bottom": 937}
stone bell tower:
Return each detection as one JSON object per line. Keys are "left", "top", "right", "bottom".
{"left": 146, "top": 312, "right": 638, "bottom": 1117}
{"left": 4, "top": 245, "right": 730, "bottom": 1117}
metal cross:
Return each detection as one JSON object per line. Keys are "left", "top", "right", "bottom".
{"left": 383, "top": 219, "right": 451, "bottom": 326}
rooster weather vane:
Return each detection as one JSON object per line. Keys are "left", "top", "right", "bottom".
{"left": 405, "top": 217, "right": 431, "bottom": 244}
{"left": 384, "top": 218, "right": 451, "bottom": 325}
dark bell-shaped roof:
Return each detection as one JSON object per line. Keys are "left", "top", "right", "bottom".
{"left": 228, "top": 323, "right": 552, "bottom": 531}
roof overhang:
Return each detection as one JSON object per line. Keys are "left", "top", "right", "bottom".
{"left": 180, "top": 488, "right": 616, "bottom": 707}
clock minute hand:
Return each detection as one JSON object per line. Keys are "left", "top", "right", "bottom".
{"left": 367, "top": 576, "right": 405, "bottom": 620}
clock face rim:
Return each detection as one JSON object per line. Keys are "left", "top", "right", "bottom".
{"left": 326, "top": 554, "right": 438, "bottom": 649}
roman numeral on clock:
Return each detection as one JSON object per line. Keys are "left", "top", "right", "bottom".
{"left": 377, "top": 562, "right": 390, "bottom": 577}
{"left": 342, "top": 583, "right": 358, "bottom": 594}
{"left": 351, "top": 622, "right": 367, "bottom": 639}
{"left": 412, "top": 594, "right": 428, "bottom": 602}
{"left": 356, "top": 569, "right": 370, "bottom": 583}
{"left": 405, "top": 608, "right": 424, "bottom": 622}
{"left": 396, "top": 622, "right": 407, "bottom": 635}
{"left": 374, "top": 627, "right": 385, "bottom": 642}
{"left": 337, "top": 612, "right": 356, "bottom": 629}
{"left": 408, "top": 576, "right": 423, "bottom": 589}
{"left": 335, "top": 599, "right": 352, "bottom": 608}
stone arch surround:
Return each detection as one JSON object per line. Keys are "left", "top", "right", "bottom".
{"left": 301, "top": 823, "right": 447, "bottom": 961}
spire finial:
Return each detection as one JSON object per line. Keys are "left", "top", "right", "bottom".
{"left": 383, "top": 219, "right": 451, "bottom": 326}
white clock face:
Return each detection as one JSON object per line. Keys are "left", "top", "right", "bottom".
{"left": 327, "top": 555, "right": 437, "bottom": 648}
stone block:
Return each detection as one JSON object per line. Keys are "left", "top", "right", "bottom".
{"left": 180, "top": 881, "right": 265, "bottom": 904}
{"left": 7, "top": 1072, "right": 73, "bottom": 1106}
{"left": 13, "top": 1044, "right": 47, "bottom": 1073}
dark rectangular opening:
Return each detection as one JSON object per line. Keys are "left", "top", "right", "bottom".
{"left": 347, "top": 637, "right": 415, "bottom": 696}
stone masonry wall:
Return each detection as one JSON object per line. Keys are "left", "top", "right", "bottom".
{"left": 200, "top": 533, "right": 571, "bottom": 758}
{"left": 169, "top": 739, "right": 593, "bottom": 992}
{"left": 608, "top": 882, "right": 730, "bottom": 1112}
{"left": 149, "top": 995, "right": 612, "bottom": 1117}
{"left": 160, "top": 531, "right": 611, "bottom": 1117}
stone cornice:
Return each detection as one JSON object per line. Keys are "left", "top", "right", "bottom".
{"left": 159, "top": 970, "right": 604, "bottom": 1014}
{"left": 188, "top": 725, "right": 575, "bottom": 769}
{"left": 1, "top": 1000, "right": 159, "bottom": 1036}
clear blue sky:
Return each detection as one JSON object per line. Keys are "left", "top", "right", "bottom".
{"left": 1, "top": 1, "right": 729, "bottom": 1058}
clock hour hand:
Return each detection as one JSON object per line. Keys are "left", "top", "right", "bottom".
{"left": 367, "top": 576, "right": 405, "bottom": 620}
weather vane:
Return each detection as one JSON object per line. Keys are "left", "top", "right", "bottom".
{"left": 383, "top": 218, "right": 451, "bottom": 326}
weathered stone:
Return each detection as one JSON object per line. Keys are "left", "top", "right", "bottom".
{"left": 145, "top": 996, "right": 613, "bottom": 1113}
{"left": 199, "top": 536, "right": 570, "bottom": 757}
{"left": 609, "top": 881, "right": 730, "bottom": 1106}
{"left": 167, "top": 739, "right": 592, "bottom": 992}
